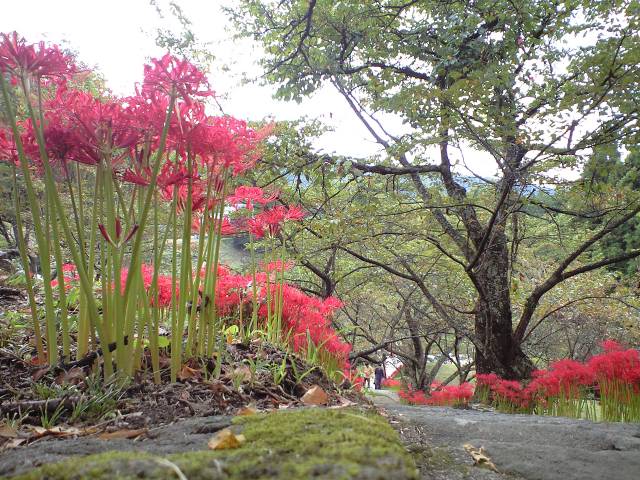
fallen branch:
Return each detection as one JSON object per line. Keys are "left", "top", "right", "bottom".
{"left": 0, "top": 396, "right": 82, "bottom": 416}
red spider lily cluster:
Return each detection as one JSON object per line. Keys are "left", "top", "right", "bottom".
{"left": 246, "top": 204, "right": 305, "bottom": 238}
{"left": 398, "top": 382, "right": 474, "bottom": 407}
{"left": 116, "top": 262, "right": 351, "bottom": 369}
{"left": 381, "top": 378, "right": 402, "bottom": 389}
{"left": 477, "top": 340, "right": 640, "bottom": 421}
{"left": 0, "top": 31, "right": 76, "bottom": 79}
{"left": 2, "top": 31, "right": 350, "bottom": 381}
{"left": 426, "top": 382, "right": 474, "bottom": 406}
{"left": 50, "top": 264, "right": 80, "bottom": 290}
{"left": 53, "top": 256, "right": 352, "bottom": 370}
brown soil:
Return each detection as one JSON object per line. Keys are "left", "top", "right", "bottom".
{"left": 0, "top": 339, "right": 363, "bottom": 451}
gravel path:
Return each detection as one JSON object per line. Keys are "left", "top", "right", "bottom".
{"left": 372, "top": 394, "right": 640, "bottom": 480}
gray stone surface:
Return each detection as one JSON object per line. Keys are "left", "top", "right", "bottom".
{"left": 0, "top": 416, "right": 233, "bottom": 477}
{"left": 374, "top": 397, "right": 640, "bottom": 480}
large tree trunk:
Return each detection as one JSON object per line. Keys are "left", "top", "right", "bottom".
{"left": 474, "top": 233, "right": 534, "bottom": 380}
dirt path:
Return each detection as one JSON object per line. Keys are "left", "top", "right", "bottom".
{"left": 371, "top": 393, "right": 640, "bottom": 480}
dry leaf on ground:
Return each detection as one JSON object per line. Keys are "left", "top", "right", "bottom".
{"left": 178, "top": 365, "right": 201, "bottom": 381}
{"left": 0, "top": 424, "right": 18, "bottom": 438}
{"left": 0, "top": 438, "right": 26, "bottom": 450}
{"left": 237, "top": 405, "right": 258, "bottom": 416}
{"left": 32, "top": 366, "right": 50, "bottom": 381}
{"left": 463, "top": 443, "right": 499, "bottom": 472}
{"left": 207, "top": 428, "right": 246, "bottom": 450}
{"left": 55, "top": 367, "right": 86, "bottom": 385}
{"left": 301, "top": 385, "right": 328, "bottom": 405}
{"left": 27, "top": 425, "right": 84, "bottom": 440}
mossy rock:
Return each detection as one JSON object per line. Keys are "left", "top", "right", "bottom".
{"left": 9, "top": 407, "right": 417, "bottom": 480}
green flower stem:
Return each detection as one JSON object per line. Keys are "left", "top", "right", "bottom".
{"left": 171, "top": 152, "right": 194, "bottom": 381}
{"left": 11, "top": 165, "right": 44, "bottom": 361}
{"left": 1, "top": 74, "right": 58, "bottom": 364}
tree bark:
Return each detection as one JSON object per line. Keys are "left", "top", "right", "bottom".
{"left": 474, "top": 230, "right": 534, "bottom": 379}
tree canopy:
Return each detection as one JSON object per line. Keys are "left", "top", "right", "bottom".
{"left": 232, "top": 0, "right": 640, "bottom": 378}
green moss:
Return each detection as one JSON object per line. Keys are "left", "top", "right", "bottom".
{"left": 9, "top": 407, "right": 417, "bottom": 480}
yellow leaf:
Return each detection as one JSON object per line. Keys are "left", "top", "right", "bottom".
{"left": 301, "top": 385, "right": 328, "bottom": 405}
{"left": 463, "top": 443, "right": 499, "bottom": 472}
{"left": 207, "top": 428, "right": 245, "bottom": 450}
{"left": 237, "top": 406, "right": 258, "bottom": 416}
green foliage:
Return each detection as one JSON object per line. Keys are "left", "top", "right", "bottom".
{"left": 580, "top": 145, "right": 640, "bottom": 275}
{"left": 231, "top": 0, "right": 640, "bottom": 374}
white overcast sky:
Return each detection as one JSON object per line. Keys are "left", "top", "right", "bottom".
{"left": 2, "top": 0, "right": 580, "bottom": 179}
{"left": 1, "top": 1, "right": 396, "bottom": 159}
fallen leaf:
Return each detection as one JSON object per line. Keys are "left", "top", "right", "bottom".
{"left": 1, "top": 438, "right": 26, "bottom": 450}
{"left": 207, "top": 428, "right": 245, "bottom": 450}
{"left": 55, "top": 367, "right": 86, "bottom": 385}
{"left": 208, "top": 379, "right": 232, "bottom": 395}
{"left": 463, "top": 443, "right": 499, "bottom": 472}
{"left": 178, "top": 365, "right": 201, "bottom": 381}
{"left": 301, "top": 385, "right": 328, "bottom": 406}
{"left": 0, "top": 424, "right": 17, "bottom": 438}
{"left": 32, "top": 366, "right": 50, "bottom": 381}
{"left": 236, "top": 405, "right": 257, "bottom": 416}
{"left": 99, "top": 428, "right": 148, "bottom": 440}
{"left": 27, "top": 425, "right": 84, "bottom": 439}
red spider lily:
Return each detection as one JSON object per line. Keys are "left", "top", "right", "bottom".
{"left": 98, "top": 220, "right": 138, "bottom": 246}
{"left": 142, "top": 54, "right": 212, "bottom": 104}
{"left": 426, "top": 382, "right": 474, "bottom": 406}
{"left": 588, "top": 343, "right": 640, "bottom": 383}
{"left": 227, "top": 186, "right": 279, "bottom": 211}
{"left": 382, "top": 378, "right": 402, "bottom": 388}
{"left": 247, "top": 205, "right": 305, "bottom": 238}
{"left": 0, "top": 129, "right": 19, "bottom": 165}
{"left": 320, "top": 296, "right": 343, "bottom": 315}
{"left": 157, "top": 160, "right": 192, "bottom": 189}
{"left": 45, "top": 88, "right": 141, "bottom": 166}
{"left": 50, "top": 263, "right": 80, "bottom": 290}
{"left": 601, "top": 339, "right": 625, "bottom": 353}
{"left": 352, "top": 375, "right": 365, "bottom": 392}
{"left": 118, "top": 264, "right": 177, "bottom": 308}
{"left": 220, "top": 217, "right": 240, "bottom": 236}
{"left": 0, "top": 32, "right": 76, "bottom": 78}
{"left": 139, "top": 264, "right": 176, "bottom": 308}
{"left": 476, "top": 373, "right": 500, "bottom": 387}
{"left": 191, "top": 215, "right": 202, "bottom": 233}
{"left": 398, "top": 386, "right": 429, "bottom": 405}
{"left": 121, "top": 168, "right": 151, "bottom": 186}
{"left": 478, "top": 339, "right": 640, "bottom": 419}
{"left": 253, "top": 283, "right": 350, "bottom": 366}
{"left": 198, "top": 117, "right": 263, "bottom": 175}
{"left": 122, "top": 91, "right": 171, "bottom": 145}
